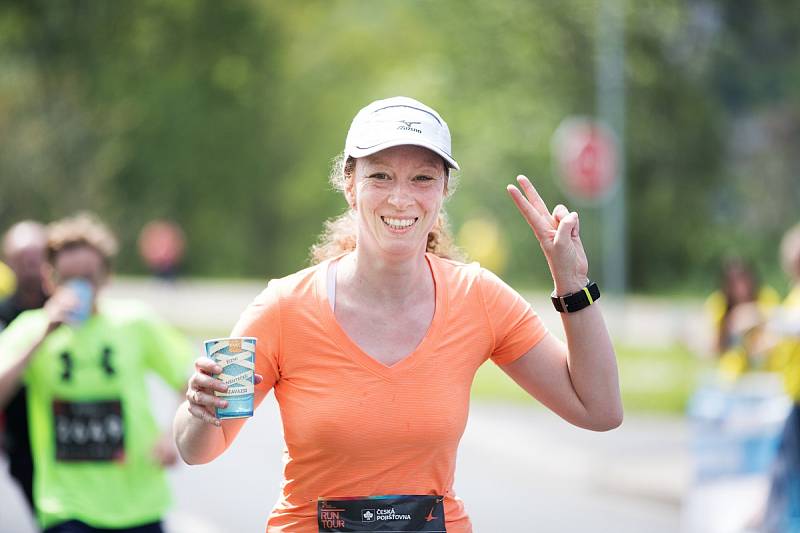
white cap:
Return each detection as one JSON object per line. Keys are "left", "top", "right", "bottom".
{"left": 344, "top": 96, "right": 459, "bottom": 170}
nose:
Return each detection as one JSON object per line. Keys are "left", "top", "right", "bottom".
{"left": 387, "top": 180, "right": 414, "bottom": 209}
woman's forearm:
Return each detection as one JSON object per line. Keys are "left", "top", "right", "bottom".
{"left": 561, "top": 304, "right": 623, "bottom": 429}
{"left": 173, "top": 402, "right": 229, "bottom": 465}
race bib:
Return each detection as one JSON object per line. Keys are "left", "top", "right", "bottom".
{"left": 318, "top": 495, "right": 446, "bottom": 532}
{"left": 53, "top": 399, "right": 125, "bottom": 462}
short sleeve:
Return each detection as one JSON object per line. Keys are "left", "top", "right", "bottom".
{"left": 128, "top": 307, "right": 194, "bottom": 390}
{"left": 230, "top": 279, "right": 281, "bottom": 406}
{"left": 478, "top": 268, "right": 548, "bottom": 366}
{"left": 0, "top": 310, "right": 50, "bottom": 384}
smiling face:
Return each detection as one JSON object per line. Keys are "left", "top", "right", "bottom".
{"left": 346, "top": 145, "right": 448, "bottom": 260}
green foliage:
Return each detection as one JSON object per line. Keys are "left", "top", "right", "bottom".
{"left": 0, "top": 1, "right": 797, "bottom": 291}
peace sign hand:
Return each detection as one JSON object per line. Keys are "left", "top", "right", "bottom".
{"left": 507, "top": 175, "right": 589, "bottom": 295}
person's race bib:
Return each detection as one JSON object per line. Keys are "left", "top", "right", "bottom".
{"left": 318, "top": 495, "right": 446, "bottom": 532}
{"left": 53, "top": 399, "right": 125, "bottom": 462}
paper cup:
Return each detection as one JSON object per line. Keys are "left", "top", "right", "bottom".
{"left": 65, "top": 278, "right": 93, "bottom": 325}
{"left": 204, "top": 337, "right": 256, "bottom": 419}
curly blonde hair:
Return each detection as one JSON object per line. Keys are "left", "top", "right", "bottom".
{"left": 47, "top": 212, "right": 118, "bottom": 268}
{"left": 309, "top": 154, "right": 463, "bottom": 264}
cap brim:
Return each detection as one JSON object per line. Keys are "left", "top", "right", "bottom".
{"left": 347, "top": 139, "right": 460, "bottom": 171}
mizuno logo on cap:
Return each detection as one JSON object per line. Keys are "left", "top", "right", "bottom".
{"left": 397, "top": 120, "right": 422, "bottom": 134}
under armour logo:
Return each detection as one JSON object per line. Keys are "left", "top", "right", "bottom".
{"left": 101, "top": 346, "right": 115, "bottom": 376}
{"left": 60, "top": 352, "right": 73, "bottom": 381}
{"left": 58, "top": 347, "right": 116, "bottom": 381}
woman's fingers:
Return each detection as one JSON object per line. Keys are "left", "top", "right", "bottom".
{"left": 507, "top": 184, "right": 550, "bottom": 242}
{"left": 187, "top": 403, "right": 220, "bottom": 426}
{"left": 187, "top": 388, "right": 226, "bottom": 408}
{"left": 552, "top": 204, "right": 570, "bottom": 224}
{"left": 508, "top": 173, "right": 590, "bottom": 290}
{"left": 185, "top": 354, "right": 231, "bottom": 427}
{"left": 194, "top": 357, "right": 221, "bottom": 375}
{"left": 554, "top": 212, "right": 579, "bottom": 246}
{"left": 185, "top": 379, "right": 226, "bottom": 427}
{"left": 190, "top": 372, "right": 228, "bottom": 393}
{"left": 516, "top": 176, "right": 551, "bottom": 219}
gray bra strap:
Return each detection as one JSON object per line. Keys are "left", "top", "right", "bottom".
{"left": 327, "top": 258, "right": 338, "bottom": 311}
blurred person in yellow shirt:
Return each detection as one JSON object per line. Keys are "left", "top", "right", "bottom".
{"left": 0, "top": 260, "right": 14, "bottom": 298}
{"left": 704, "top": 257, "right": 781, "bottom": 378}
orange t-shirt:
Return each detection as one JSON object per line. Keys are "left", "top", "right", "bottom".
{"left": 231, "top": 253, "right": 548, "bottom": 532}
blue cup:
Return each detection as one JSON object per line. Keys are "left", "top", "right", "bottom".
{"left": 204, "top": 337, "right": 256, "bottom": 419}
{"left": 65, "top": 278, "right": 93, "bottom": 325}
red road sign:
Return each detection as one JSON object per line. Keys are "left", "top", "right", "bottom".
{"left": 552, "top": 117, "right": 618, "bottom": 203}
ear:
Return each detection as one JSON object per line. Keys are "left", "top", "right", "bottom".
{"left": 97, "top": 266, "right": 111, "bottom": 289}
{"left": 345, "top": 180, "right": 357, "bottom": 210}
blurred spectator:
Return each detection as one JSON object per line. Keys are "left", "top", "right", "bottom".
{"left": 762, "top": 223, "right": 800, "bottom": 533}
{"left": 137, "top": 220, "right": 186, "bottom": 281}
{"left": 704, "top": 257, "right": 780, "bottom": 378}
{"left": 0, "top": 220, "right": 48, "bottom": 516}
{"left": 686, "top": 258, "right": 787, "bottom": 532}
{"left": 0, "top": 213, "right": 193, "bottom": 533}
{"left": 0, "top": 259, "right": 14, "bottom": 298}
{"left": 1, "top": 221, "right": 48, "bottom": 323}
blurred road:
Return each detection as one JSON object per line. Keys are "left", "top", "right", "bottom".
{"left": 0, "top": 278, "right": 693, "bottom": 532}
{"left": 1, "top": 401, "right": 687, "bottom": 533}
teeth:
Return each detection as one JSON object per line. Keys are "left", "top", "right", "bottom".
{"left": 383, "top": 217, "right": 416, "bottom": 228}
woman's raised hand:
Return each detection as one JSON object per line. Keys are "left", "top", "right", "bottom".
{"left": 507, "top": 175, "right": 589, "bottom": 295}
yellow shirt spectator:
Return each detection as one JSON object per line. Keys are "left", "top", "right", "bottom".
{"left": 0, "top": 260, "right": 15, "bottom": 299}
{"left": 705, "top": 286, "right": 781, "bottom": 379}
{"left": 771, "top": 287, "right": 800, "bottom": 400}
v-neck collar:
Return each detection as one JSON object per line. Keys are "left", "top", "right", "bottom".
{"left": 314, "top": 252, "right": 448, "bottom": 379}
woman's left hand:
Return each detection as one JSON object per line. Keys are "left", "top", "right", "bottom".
{"left": 507, "top": 175, "right": 589, "bottom": 295}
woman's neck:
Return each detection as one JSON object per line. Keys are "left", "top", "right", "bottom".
{"left": 338, "top": 247, "right": 432, "bottom": 306}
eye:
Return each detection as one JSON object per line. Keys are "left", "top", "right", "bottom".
{"left": 369, "top": 172, "right": 390, "bottom": 180}
{"left": 414, "top": 175, "right": 436, "bottom": 182}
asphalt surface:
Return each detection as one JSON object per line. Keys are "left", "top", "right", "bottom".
{"left": 1, "top": 398, "right": 686, "bottom": 533}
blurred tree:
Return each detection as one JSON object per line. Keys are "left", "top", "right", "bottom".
{"left": 705, "top": 0, "right": 800, "bottom": 289}
{"left": 0, "top": 0, "right": 796, "bottom": 292}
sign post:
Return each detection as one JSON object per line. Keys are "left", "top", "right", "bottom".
{"left": 552, "top": 0, "right": 626, "bottom": 296}
{"left": 596, "top": 0, "right": 626, "bottom": 296}
{"left": 552, "top": 115, "right": 623, "bottom": 294}
{"left": 552, "top": 117, "right": 618, "bottom": 204}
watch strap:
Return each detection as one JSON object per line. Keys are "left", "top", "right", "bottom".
{"left": 551, "top": 282, "right": 600, "bottom": 313}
